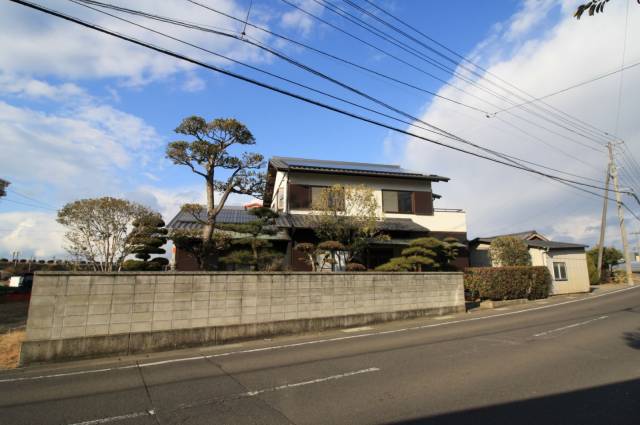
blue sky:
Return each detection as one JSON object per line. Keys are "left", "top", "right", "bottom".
{"left": 1, "top": 0, "right": 639, "bottom": 258}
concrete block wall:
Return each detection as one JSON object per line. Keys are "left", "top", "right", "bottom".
{"left": 21, "top": 272, "right": 464, "bottom": 364}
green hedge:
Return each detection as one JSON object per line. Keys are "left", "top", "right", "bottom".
{"left": 464, "top": 266, "right": 552, "bottom": 301}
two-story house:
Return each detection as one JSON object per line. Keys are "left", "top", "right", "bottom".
{"left": 168, "top": 156, "right": 468, "bottom": 271}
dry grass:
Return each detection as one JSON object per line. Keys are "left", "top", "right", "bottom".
{"left": 0, "top": 330, "right": 25, "bottom": 369}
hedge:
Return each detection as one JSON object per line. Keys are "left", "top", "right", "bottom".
{"left": 464, "top": 266, "right": 552, "bottom": 301}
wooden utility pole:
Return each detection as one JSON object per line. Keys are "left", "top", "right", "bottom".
{"left": 609, "top": 142, "right": 634, "bottom": 285}
{"left": 596, "top": 158, "right": 611, "bottom": 280}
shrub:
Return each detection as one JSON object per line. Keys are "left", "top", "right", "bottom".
{"left": 150, "top": 257, "right": 169, "bottom": 267}
{"left": 121, "top": 259, "right": 149, "bottom": 271}
{"left": 346, "top": 262, "right": 366, "bottom": 272}
{"left": 586, "top": 251, "right": 600, "bottom": 285}
{"left": 489, "top": 237, "right": 531, "bottom": 266}
{"left": 464, "top": 266, "right": 552, "bottom": 301}
{"left": 612, "top": 269, "right": 628, "bottom": 284}
{"left": 375, "top": 237, "right": 460, "bottom": 272}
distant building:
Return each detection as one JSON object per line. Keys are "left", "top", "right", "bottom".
{"left": 167, "top": 156, "right": 468, "bottom": 271}
{"left": 469, "top": 230, "right": 590, "bottom": 295}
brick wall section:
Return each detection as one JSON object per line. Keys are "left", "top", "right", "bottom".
{"left": 23, "top": 272, "right": 464, "bottom": 363}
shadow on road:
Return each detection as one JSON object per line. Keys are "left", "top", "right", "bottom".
{"left": 382, "top": 378, "right": 640, "bottom": 425}
{"left": 624, "top": 328, "right": 640, "bottom": 349}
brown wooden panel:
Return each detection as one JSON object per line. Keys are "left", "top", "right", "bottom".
{"left": 413, "top": 191, "right": 434, "bottom": 215}
{"left": 288, "top": 184, "right": 311, "bottom": 209}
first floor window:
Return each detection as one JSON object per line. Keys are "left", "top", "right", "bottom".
{"left": 553, "top": 262, "right": 567, "bottom": 281}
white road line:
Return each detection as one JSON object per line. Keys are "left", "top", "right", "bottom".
{"left": 533, "top": 316, "right": 608, "bottom": 337}
{"left": 243, "top": 367, "right": 380, "bottom": 396}
{"left": 67, "top": 410, "right": 153, "bottom": 425}
{"left": 341, "top": 326, "right": 373, "bottom": 333}
{"left": 0, "top": 365, "right": 139, "bottom": 384}
{"left": 2, "top": 285, "right": 637, "bottom": 384}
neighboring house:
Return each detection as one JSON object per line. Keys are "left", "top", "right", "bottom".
{"left": 168, "top": 156, "right": 468, "bottom": 271}
{"left": 469, "top": 230, "right": 590, "bottom": 295}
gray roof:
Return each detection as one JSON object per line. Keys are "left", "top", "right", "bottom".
{"left": 268, "top": 157, "right": 449, "bottom": 181}
{"left": 524, "top": 240, "right": 588, "bottom": 250}
{"left": 167, "top": 206, "right": 429, "bottom": 233}
{"left": 471, "top": 230, "right": 586, "bottom": 250}
{"left": 167, "top": 205, "right": 256, "bottom": 230}
{"left": 278, "top": 214, "right": 428, "bottom": 232}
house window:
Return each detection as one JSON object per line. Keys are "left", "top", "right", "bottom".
{"left": 289, "top": 184, "right": 311, "bottom": 209}
{"left": 382, "top": 190, "right": 433, "bottom": 215}
{"left": 553, "top": 262, "right": 567, "bottom": 281}
{"left": 288, "top": 184, "right": 344, "bottom": 210}
{"left": 383, "top": 190, "right": 412, "bottom": 213}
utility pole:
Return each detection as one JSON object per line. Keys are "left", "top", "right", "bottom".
{"left": 596, "top": 156, "right": 611, "bottom": 280}
{"left": 609, "top": 142, "right": 634, "bottom": 285}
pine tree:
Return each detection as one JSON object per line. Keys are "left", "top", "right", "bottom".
{"left": 128, "top": 213, "right": 168, "bottom": 262}
{"left": 375, "top": 237, "right": 461, "bottom": 272}
{"left": 218, "top": 207, "right": 283, "bottom": 270}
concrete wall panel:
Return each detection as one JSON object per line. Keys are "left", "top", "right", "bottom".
{"left": 21, "top": 271, "right": 464, "bottom": 364}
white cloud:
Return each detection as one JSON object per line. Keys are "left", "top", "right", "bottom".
{"left": 182, "top": 73, "right": 206, "bottom": 92}
{"left": 0, "top": 212, "right": 66, "bottom": 258}
{"left": 0, "top": 98, "right": 159, "bottom": 194}
{"left": 0, "top": 0, "right": 273, "bottom": 87}
{"left": 280, "top": 0, "right": 324, "bottom": 36}
{"left": 0, "top": 73, "right": 87, "bottom": 101}
{"left": 397, "top": 0, "right": 640, "bottom": 248}
{"left": 506, "top": 0, "right": 558, "bottom": 40}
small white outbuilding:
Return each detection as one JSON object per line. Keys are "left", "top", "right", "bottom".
{"left": 469, "top": 230, "right": 590, "bottom": 295}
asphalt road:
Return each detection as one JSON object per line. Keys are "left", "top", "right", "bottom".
{"left": 1, "top": 285, "right": 639, "bottom": 425}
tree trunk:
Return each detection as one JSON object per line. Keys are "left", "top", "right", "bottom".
{"left": 203, "top": 173, "right": 215, "bottom": 243}
{"left": 199, "top": 170, "right": 216, "bottom": 271}
{"left": 252, "top": 241, "right": 258, "bottom": 271}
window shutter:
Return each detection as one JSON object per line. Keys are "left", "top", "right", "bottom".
{"left": 413, "top": 191, "right": 434, "bottom": 215}
{"left": 289, "top": 184, "right": 311, "bottom": 209}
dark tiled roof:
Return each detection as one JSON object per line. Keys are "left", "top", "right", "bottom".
{"left": 277, "top": 214, "right": 428, "bottom": 232}
{"left": 269, "top": 157, "right": 449, "bottom": 181}
{"left": 471, "top": 233, "right": 586, "bottom": 250}
{"left": 166, "top": 205, "right": 255, "bottom": 230}
{"left": 167, "top": 207, "right": 428, "bottom": 233}
{"left": 524, "top": 240, "right": 587, "bottom": 250}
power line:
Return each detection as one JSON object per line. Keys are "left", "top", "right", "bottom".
{"left": 307, "top": 0, "right": 612, "bottom": 149}
{"left": 2, "top": 197, "right": 58, "bottom": 212}
{"left": 71, "top": 0, "right": 612, "bottom": 191}
{"left": 277, "top": 0, "right": 609, "bottom": 156}
{"left": 13, "top": 0, "right": 639, "bottom": 215}
{"left": 186, "top": 0, "right": 607, "bottom": 170}
{"left": 359, "top": 0, "right": 620, "bottom": 146}
{"left": 184, "top": 0, "right": 491, "bottom": 115}
{"left": 7, "top": 189, "right": 59, "bottom": 210}
{"left": 493, "top": 59, "right": 640, "bottom": 115}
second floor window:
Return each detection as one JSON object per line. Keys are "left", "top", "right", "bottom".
{"left": 382, "top": 190, "right": 434, "bottom": 215}
{"left": 383, "top": 190, "right": 412, "bottom": 213}
{"left": 289, "top": 184, "right": 345, "bottom": 210}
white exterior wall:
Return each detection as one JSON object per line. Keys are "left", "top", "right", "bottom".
{"left": 270, "top": 171, "right": 289, "bottom": 211}
{"left": 540, "top": 249, "right": 590, "bottom": 295}
{"left": 469, "top": 243, "right": 590, "bottom": 295}
{"left": 278, "top": 171, "right": 466, "bottom": 233}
